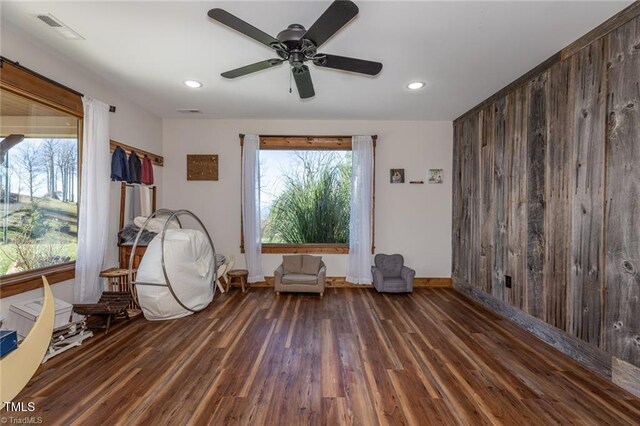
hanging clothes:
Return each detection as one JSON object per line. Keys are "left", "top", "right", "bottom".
{"left": 127, "top": 151, "right": 142, "bottom": 184}
{"left": 139, "top": 185, "right": 152, "bottom": 217}
{"left": 129, "top": 184, "right": 139, "bottom": 220}
{"left": 141, "top": 155, "right": 154, "bottom": 185}
{"left": 110, "top": 146, "right": 129, "bottom": 181}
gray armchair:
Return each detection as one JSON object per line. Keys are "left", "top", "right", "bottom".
{"left": 371, "top": 254, "right": 415, "bottom": 293}
{"left": 275, "top": 255, "right": 326, "bottom": 296}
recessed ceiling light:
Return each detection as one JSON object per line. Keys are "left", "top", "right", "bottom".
{"left": 406, "top": 81, "right": 425, "bottom": 90}
{"left": 184, "top": 80, "right": 203, "bottom": 88}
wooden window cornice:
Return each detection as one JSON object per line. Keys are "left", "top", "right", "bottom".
{"left": 0, "top": 57, "right": 84, "bottom": 118}
{"left": 240, "top": 134, "right": 377, "bottom": 150}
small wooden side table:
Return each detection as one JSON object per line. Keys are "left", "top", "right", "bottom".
{"left": 226, "top": 269, "right": 249, "bottom": 293}
{"left": 100, "top": 267, "right": 138, "bottom": 309}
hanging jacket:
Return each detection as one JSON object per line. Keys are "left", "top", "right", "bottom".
{"left": 127, "top": 151, "right": 142, "bottom": 184}
{"left": 141, "top": 156, "right": 154, "bottom": 185}
{"left": 111, "top": 146, "right": 129, "bottom": 181}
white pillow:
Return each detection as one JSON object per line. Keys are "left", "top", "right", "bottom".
{"left": 134, "top": 216, "right": 180, "bottom": 233}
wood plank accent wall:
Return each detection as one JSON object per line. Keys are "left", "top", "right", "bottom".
{"left": 605, "top": 15, "right": 640, "bottom": 367}
{"left": 452, "top": 10, "right": 640, "bottom": 374}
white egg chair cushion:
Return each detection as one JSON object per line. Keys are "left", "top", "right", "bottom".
{"left": 135, "top": 229, "right": 214, "bottom": 320}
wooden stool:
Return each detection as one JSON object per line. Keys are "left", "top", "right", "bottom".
{"left": 100, "top": 268, "right": 138, "bottom": 309}
{"left": 226, "top": 269, "right": 249, "bottom": 293}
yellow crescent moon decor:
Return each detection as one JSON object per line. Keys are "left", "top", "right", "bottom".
{"left": 0, "top": 276, "right": 55, "bottom": 409}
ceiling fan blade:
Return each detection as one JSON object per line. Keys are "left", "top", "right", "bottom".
{"left": 221, "top": 59, "right": 284, "bottom": 79}
{"left": 302, "top": 0, "right": 359, "bottom": 48}
{"left": 208, "top": 8, "right": 281, "bottom": 50}
{"left": 314, "top": 54, "right": 382, "bottom": 76}
{"left": 292, "top": 66, "right": 315, "bottom": 99}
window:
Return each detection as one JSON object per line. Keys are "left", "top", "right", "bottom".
{"left": 0, "top": 59, "right": 83, "bottom": 297}
{"left": 1, "top": 89, "right": 80, "bottom": 279}
{"left": 261, "top": 149, "right": 351, "bottom": 244}
{"left": 242, "top": 136, "right": 375, "bottom": 254}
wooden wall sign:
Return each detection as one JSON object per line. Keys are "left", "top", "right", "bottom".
{"left": 187, "top": 155, "right": 218, "bottom": 181}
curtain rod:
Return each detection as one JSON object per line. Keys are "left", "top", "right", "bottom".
{"left": 239, "top": 134, "right": 378, "bottom": 139}
{"left": 1, "top": 56, "right": 116, "bottom": 113}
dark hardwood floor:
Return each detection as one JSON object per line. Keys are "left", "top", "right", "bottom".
{"left": 16, "top": 288, "right": 640, "bottom": 425}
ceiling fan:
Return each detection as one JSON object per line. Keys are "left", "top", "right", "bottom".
{"left": 208, "top": 0, "right": 383, "bottom": 99}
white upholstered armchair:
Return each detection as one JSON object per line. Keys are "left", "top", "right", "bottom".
{"left": 274, "top": 255, "right": 326, "bottom": 296}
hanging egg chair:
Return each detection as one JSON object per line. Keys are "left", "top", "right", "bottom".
{"left": 128, "top": 209, "right": 220, "bottom": 320}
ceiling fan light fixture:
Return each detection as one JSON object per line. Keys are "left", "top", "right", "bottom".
{"left": 208, "top": 0, "right": 382, "bottom": 99}
{"left": 407, "top": 81, "right": 425, "bottom": 90}
{"left": 184, "top": 80, "right": 203, "bottom": 89}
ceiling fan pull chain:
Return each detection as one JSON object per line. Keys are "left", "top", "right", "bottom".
{"left": 289, "top": 70, "right": 292, "bottom": 94}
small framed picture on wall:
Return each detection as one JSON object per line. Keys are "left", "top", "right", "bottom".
{"left": 428, "top": 169, "right": 443, "bottom": 184}
{"left": 390, "top": 169, "right": 405, "bottom": 183}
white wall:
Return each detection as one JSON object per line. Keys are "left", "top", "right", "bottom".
{"left": 0, "top": 25, "right": 452, "bottom": 318}
{"left": 0, "top": 25, "right": 163, "bottom": 316}
{"left": 162, "top": 119, "right": 452, "bottom": 278}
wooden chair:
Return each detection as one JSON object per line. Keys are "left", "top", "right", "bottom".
{"left": 214, "top": 255, "right": 235, "bottom": 293}
{"left": 223, "top": 255, "right": 235, "bottom": 283}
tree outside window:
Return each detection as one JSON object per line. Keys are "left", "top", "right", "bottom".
{"left": 259, "top": 150, "right": 351, "bottom": 245}
{"left": 1, "top": 89, "right": 79, "bottom": 277}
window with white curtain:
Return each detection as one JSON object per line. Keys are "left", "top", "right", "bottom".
{"left": 241, "top": 135, "right": 376, "bottom": 254}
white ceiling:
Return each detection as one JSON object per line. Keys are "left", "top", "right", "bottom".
{"left": 0, "top": 1, "right": 632, "bottom": 120}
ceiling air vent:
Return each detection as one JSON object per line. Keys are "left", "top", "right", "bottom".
{"left": 177, "top": 109, "right": 202, "bottom": 114}
{"left": 34, "top": 14, "right": 84, "bottom": 40}
{"left": 36, "top": 15, "right": 62, "bottom": 27}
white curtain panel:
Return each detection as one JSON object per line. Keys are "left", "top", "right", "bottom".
{"left": 242, "top": 134, "right": 265, "bottom": 283}
{"left": 74, "top": 96, "right": 111, "bottom": 303}
{"left": 346, "top": 135, "right": 374, "bottom": 285}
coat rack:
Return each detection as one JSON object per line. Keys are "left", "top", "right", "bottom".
{"left": 110, "top": 139, "right": 164, "bottom": 167}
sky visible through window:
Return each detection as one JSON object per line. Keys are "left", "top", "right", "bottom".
{"left": 3, "top": 139, "right": 78, "bottom": 200}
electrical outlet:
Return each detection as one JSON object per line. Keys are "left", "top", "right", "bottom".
{"left": 505, "top": 275, "right": 512, "bottom": 288}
